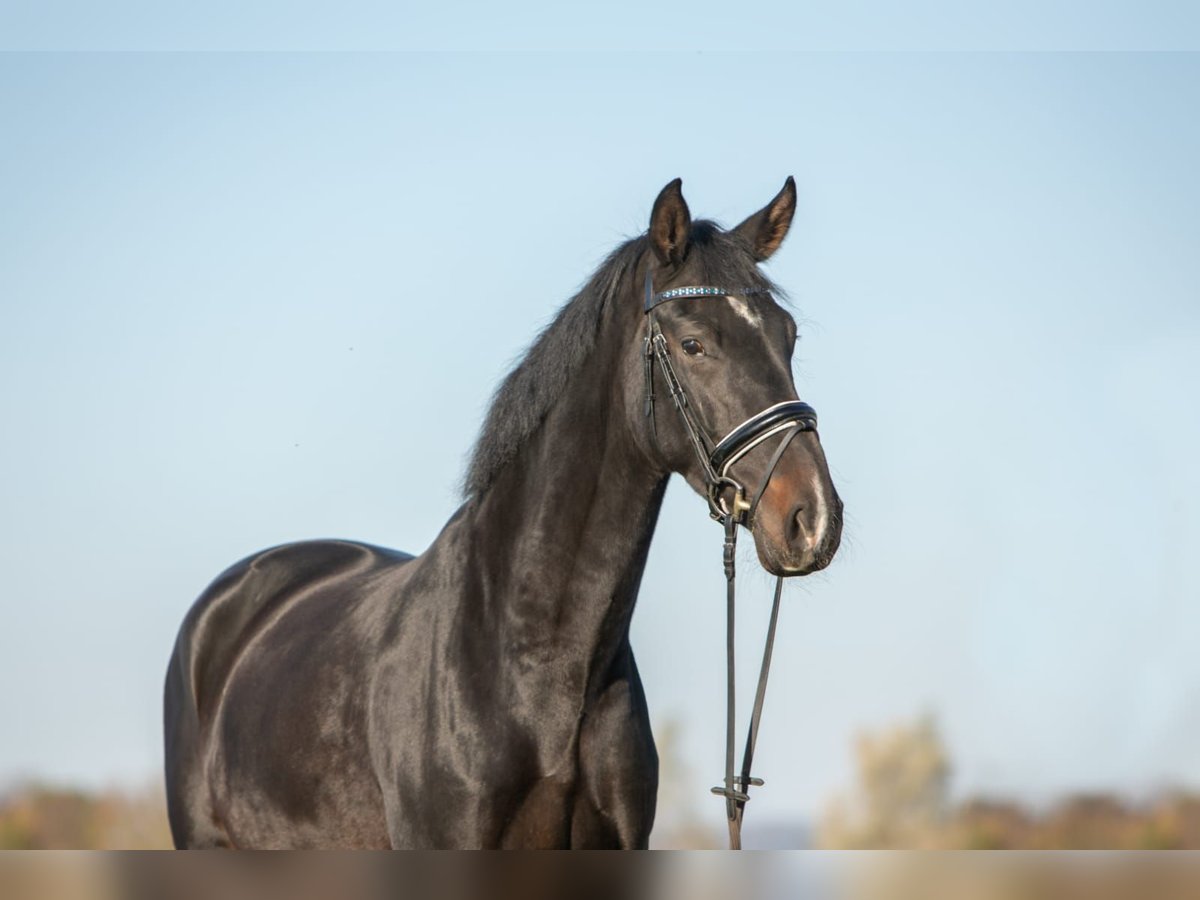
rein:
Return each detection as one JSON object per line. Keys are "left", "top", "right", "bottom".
{"left": 643, "top": 271, "right": 818, "bottom": 850}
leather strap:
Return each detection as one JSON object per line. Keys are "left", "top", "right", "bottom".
{"left": 750, "top": 424, "right": 804, "bottom": 517}
{"left": 644, "top": 269, "right": 769, "bottom": 313}
{"left": 710, "top": 424, "right": 802, "bottom": 849}
{"left": 643, "top": 269, "right": 816, "bottom": 849}
{"left": 710, "top": 403, "right": 817, "bottom": 480}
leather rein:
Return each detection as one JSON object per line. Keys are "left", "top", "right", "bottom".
{"left": 643, "top": 271, "right": 818, "bottom": 850}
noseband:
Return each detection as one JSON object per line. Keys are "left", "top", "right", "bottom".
{"left": 643, "top": 270, "right": 820, "bottom": 849}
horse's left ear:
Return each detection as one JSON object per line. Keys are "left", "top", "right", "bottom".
{"left": 733, "top": 176, "right": 797, "bottom": 261}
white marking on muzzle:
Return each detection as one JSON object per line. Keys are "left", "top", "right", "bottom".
{"left": 726, "top": 296, "right": 762, "bottom": 327}
{"left": 808, "top": 472, "right": 830, "bottom": 553}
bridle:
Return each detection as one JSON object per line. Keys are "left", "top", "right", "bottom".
{"left": 643, "top": 270, "right": 819, "bottom": 850}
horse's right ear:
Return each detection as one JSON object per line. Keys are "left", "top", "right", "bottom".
{"left": 649, "top": 178, "right": 691, "bottom": 268}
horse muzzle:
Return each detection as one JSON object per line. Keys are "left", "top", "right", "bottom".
{"left": 748, "top": 436, "right": 843, "bottom": 577}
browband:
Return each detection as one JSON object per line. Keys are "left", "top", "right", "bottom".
{"left": 644, "top": 271, "right": 770, "bottom": 312}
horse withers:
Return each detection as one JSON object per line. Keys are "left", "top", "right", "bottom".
{"left": 163, "top": 178, "right": 842, "bottom": 849}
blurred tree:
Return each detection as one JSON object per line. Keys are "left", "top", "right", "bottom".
{"left": 953, "top": 798, "right": 1032, "bottom": 849}
{"left": 819, "top": 714, "right": 1200, "bottom": 849}
{"left": 0, "top": 782, "right": 170, "bottom": 849}
{"left": 818, "top": 713, "right": 951, "bottom": 848}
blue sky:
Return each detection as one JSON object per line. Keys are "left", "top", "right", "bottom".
{"left": 2, "top": 2, "right": 1200, "bottom": 50}
{"left": 1, "top": 48, "right": 1198, "bottom": 841}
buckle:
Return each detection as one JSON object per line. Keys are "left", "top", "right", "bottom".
{"left": 710, "top": 775, "right": 765, "bottom": 803}
{"left": 708, "top": 478, "right": 750, "bottom": 525}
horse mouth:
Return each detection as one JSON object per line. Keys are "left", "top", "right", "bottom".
{"left": 751, "top": 503, "right": 843, "bottom": 577}
{"left": 759, "top": 549, "right": 835, "bottom": 578}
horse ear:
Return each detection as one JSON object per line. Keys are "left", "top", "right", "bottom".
{"left": 649, "top": 178, "right": 692, "bottom": 268}
{"left": 733, "top": 176, "right": 797, "bottom": 261}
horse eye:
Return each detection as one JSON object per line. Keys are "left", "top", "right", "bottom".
{"left": 681, "top": 338, "right": 704, "bottom": 356}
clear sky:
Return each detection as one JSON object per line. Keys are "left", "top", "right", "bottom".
{"left": 1, "top": 43, "right": 1198, "bottom": 842}
{"left": 3, "top": 2, "right": 1200, "bottom": 50}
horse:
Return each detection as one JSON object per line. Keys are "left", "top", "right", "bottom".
{"left": 163, "top": 178, "right": 843, "bottom": 849}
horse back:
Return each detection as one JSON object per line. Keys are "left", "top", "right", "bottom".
{"left": 176, "top": 540, "right": 412, "bottom": 718}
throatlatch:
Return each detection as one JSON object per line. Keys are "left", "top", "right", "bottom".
{"left": 642, "top": 270, "right": 818, "bottom": 849}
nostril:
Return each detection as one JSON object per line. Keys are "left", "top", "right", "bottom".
{"left": 789, "top": 505, "right": 806, "bottom": 544}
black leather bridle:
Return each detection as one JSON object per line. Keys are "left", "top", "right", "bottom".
{"left": 643, "top": 271, "right": 819, "bottom": 849}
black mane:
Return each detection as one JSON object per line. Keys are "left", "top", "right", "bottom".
{"left": 462, "top": 221, "right": 776, "bottom": 497}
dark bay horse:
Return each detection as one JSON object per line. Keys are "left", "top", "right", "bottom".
{"left": 163, "top": 179, "right": 842, "bottom": 849}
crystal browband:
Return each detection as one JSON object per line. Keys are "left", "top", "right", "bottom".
{"left": 645, "top": 284, "right": 771, "bottom": 313}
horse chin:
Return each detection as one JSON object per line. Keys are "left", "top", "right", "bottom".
{"left": 750, "top": 524, "right": 836, "bottom": 578}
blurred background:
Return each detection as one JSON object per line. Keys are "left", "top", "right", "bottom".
{"left": 1, "top": 13, "right": 1198, "bottom": 849}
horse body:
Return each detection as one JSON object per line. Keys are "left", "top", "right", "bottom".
{"left": 166, "top": 293, "right": 668, "bottom": 848}
{"left": 165, "top": 178, "right": 842, "bottom": 848}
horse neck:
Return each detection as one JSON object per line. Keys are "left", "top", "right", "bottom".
{"left": 465, "top": 301, "right": 667, "bottom": 682}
